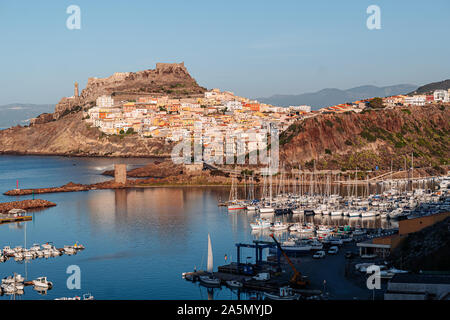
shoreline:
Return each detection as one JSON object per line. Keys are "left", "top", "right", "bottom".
{"left": 0, "top": 199, "right": 56, "bottom": 213}
{"left": 0, "top": 151, "right": 171, "bottom": 159}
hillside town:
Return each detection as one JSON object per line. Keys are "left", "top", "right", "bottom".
{"left": 83, "top": 86, "right": 450, "bottom": 145}
{"left": 83, "top": 89, "right": 305, "bottom": 146}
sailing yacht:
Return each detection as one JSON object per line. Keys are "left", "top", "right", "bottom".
{"left": 199, "top": 234, "right": 221, "bottom": 286}
{"left": 227, "top": 176, "right": 245, "bottom": 211}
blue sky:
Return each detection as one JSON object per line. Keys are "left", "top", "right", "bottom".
{"left": 0, "top": 0, "right": 449, "bottom": 104}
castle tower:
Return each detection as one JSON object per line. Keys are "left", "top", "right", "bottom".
{"left": 74, "top": 82, "right": 79, "bottom": 97}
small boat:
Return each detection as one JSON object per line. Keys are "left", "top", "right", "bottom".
{"left": 199, "top": 234, "right": 221, "bottom": 287}
{"left": 250, "top": 219, "right": 271, "bottom": 230}
{"left": 14, "top": 252, "right": 24, "bottom": 260}
{"left": 348, "top": 211, "right": 361, "bottom": 218}
{"left": 227, "top": 203, "right": 246, "bottom": 211}
{"left": 269, "top": 221, "right": 289, "bottom": 231}
{"left": 55, "top": 293, "right": 94, "bottom": 300}
{"left": 24, "top": 250, "right": 34, "bottom": 259}
{"left": 3, "top": 246, "right": 14, "bottom": 256}
{"left": 361, "top": 211, "right": 378, "bottom": 218}
{"left": 42, "top": 243, "right": 53, "bottom": 250}
{"left": 73, "top": 242, "right": 85, "bottom": 250}
{"left": 2, "top": 284, "right": 17, "bottom": 294}
{"left": 182, "top": 272, "right": 195, "bottom": 281}
{"left": 199, "top": 274, "right": 221, "bottom": 286}
{"left": 32, "top": 277, "right": 53, "bottom": 289}
{"left": 259, "top": 207, "right": 275, "bottom": 214}
{"left": 63, "top": 246, "right": 77, "bottom": 255}
{"left": 82, "top": 293, "right": 94, "bottom": 300}
{"left": 225, "top": 280, "right": 243, "bottom": 288}
{"left": 264, "top": 287, "right": 300, "bottom": 301}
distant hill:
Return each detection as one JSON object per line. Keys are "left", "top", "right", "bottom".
{"left": 257, "top": 84, "right": 418, "bottom": 109}
{"left": 0, "top": 104, "right": 54, "bottom": 129}
{"left": 410, "top": 79, "right": 450, "bottom": 95}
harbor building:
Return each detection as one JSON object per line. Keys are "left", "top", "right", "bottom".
{"left": 357, "top": 211, "right": 450, "bottom": 258}
{"left": 385, "top": 273, "right": 450, "bottom": 300}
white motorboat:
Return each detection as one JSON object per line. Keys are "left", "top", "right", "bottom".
{"left": 269, "top": 221, "right": 289, "bottom": 231}
{"left": 361, "top": 211, "right": 378, "bottom": 218}
{"left": 264, "top": 287, "right": 299, "bottom": 300}
{"left": 2, "top": 284, "right": 17, "bottom": 294}
{"left": 14, "top": 252, "right": 24, "bottom": 260}
{"left": 348, "top": 211, "right": 361, "bottom": 218}
{"left": 51, "top": 248, "right": 62, "bottom": 257}
{"left": 14, "top": 246, "right": 23, "bottom": 253}
{"left": 24, "top": 250, "right": 34, "bottom": 259}
{"left": 14, "top": 273, "right": 24, "bottom": 283}
{"left": 330, "top": 210, "right": 342, "bottom": 216}
{"left": 259, "top": 207, "right": 275, "bottom": 214}
{"left": 289, "top": 223, "right": 302, "bottom": 232}
{"left": 225, "top": 280, "right": 243, "bottom": 288}
{"left": 246, "top": 206, "right": 257, "bottom": 211}
{"left": 3, "top": 246, "right": 14, "bottom": 256}
{"left": 299, "top": 226, "right": 315, "bottom": 234}
{"left": 63, "top": 246, "right": 77, "bottom": 255}
{"left": 309, "top": 240, "right": 323, "bottom": 250}
{"left": 32, "top": 277, "right": 53, "bottom": 289}
{"left": 42, "top": 243, "right": 53, "bottom": 250}
{"left": 199, "top": 274, "right": 221, "bottom": 286}
{"left": 250, "top": 219, "right": 271, "bottom": 230}
{"left": 30, "top": 244, "right": 41, "bottom": 252}
{"left": 352, "top": 229, "right": 366, "bottom": 236}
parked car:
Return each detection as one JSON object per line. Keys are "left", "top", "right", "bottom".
{"left": 328, "top": 246, "right": 339, "bottom": 255}
{"left": 345, "top": 251, "right": 356, "bottom": 259}
{"left": 313, "top": 251, "right": 326, "bottom": 259}
{"left": 252, "top": 273, "right": 270, "bottom": 281}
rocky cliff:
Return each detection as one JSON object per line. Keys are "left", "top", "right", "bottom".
{"left": 280, "top": 105, "right": 449, "bottom": 171}
{"left": 53, "top": 62, "right": 206, "bottom": 119}
{"left": 0, "top": 112, "right": 173, "bottom": 157}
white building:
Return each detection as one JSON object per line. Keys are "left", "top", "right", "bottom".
{"left": 96, "top": 95, "right": 114, "bottom": 108}
{"left": 289, "top": 105, "right": 312, "bottom": 113}
{"left": 434, "top": 90, "right": 450, "bottom": 102}
{"left": 225, "top": 101, "right": 243, "bottom": 110}
{"left": 404, "top": 95, "right": 426, "bottom": 106}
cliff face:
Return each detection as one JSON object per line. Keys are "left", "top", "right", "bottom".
{"left": 53, "top": 62, "right": 206, "bottom": 119}
{"left": 280, "top": 105, "right": 449, "bottom": 170}
{"left": 0, "top": 63, "right": 205, "bottom": 157}
{"left": 0, "top": 112, "right": 173, "bottom": 157}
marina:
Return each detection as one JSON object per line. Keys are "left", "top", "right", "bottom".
{"left": 182, "top": 168, "right": 450, "bottom": 299}
{"left": 0, "top": 156, "right": 449, "bottom": 300}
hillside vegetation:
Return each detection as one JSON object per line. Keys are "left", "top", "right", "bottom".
{"left": 280, "top": 105, "right": 449, "bottom": 172}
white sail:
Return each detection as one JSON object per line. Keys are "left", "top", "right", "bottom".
{"left": 207, "top": 233, "right": 213, "bottom": 273}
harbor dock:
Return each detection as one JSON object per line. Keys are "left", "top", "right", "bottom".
{"left": 183, "top": 268, "right": 322, "bottom": 296}
{"left": 0, "top": 215, "right": 32, "bottom": 225}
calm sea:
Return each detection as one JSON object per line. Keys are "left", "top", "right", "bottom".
{"left": 0, "top": 155, "right": 383, "bottom": 300}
